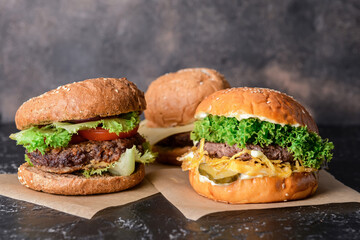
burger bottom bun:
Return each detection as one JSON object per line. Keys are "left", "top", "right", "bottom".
{"left": 189, "top": 170, "right": 318, "bottom": 204}
{"left": 153, "top": 145, "right": 191, "bottom": 166}
{"left": 17, "top": 163, "right": 145, "bottom": 195}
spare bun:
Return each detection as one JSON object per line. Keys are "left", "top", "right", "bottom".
{"left": 145, "top": 68, "right": 230, "bottom": 128}
{"left": 18, "top": 163, "right": 145, "bottom": 195}
{"left": 15, "top": 78, "right": 146, "bottom": 130}
{"left": 152, "top": 145, "right": 191, "bottom": 166}
{"left": 195, "top": 87, "right": 318, "bottom": 133}
{"left": 189, "top": 169, "right": 318, "bottom": 203}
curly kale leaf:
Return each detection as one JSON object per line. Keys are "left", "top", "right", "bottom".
{"left": 191, "top": 115, "right": 334, "bottom": 169}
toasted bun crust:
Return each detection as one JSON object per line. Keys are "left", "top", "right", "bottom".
{"left": 152, "top": 145, "right": 191, "bottom": 166}
{"left": 189, "top": 170, "right": 318, "bottom": 203}
{"left": 17, "top": 163, "right": 145, "bottom": 195}
{"left": 196, "top": 87, "right": 318, "bottom": 133}
{"left": 145, "top": 68, "right": 230, "bottom": 128}
{"left": 15, "top": 78, "right": 146, "bottom": 130}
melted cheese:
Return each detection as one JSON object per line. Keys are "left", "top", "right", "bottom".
{"left": 181, "top": 138, "right": 314, "bottom": 179}
{"left": 83, "top": 160, "right": 111, "bottom": 170}
{"left": 138, "top": 120, "right": 195, "bottom": 145}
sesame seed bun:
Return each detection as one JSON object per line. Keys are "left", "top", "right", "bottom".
{"left": 15, "top": 78, "right": 146, "bottom": 130}
{"left": 144, "top": 68, "right": 230, "bottom": 128}
{"left": 195, "top": 87, "right": 318, "bottom": 133}
{"left": 18, "top": 163, "right": 145, "bottom": 195}
{"left": 14, "top": 78, "right": 148, "bottom": 195}
{"left": 183, "top": 87, "right": 321, "bottom": 203}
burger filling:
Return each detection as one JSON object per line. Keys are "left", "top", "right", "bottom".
{"left": 155, "top": 132, "right": 193, "bottom": 148}
{"left": 180, "top": 115, "right": 333, "bottom": 185}
{"left": 26, "top": 133, "right": 146, "bottom": 174}
{"left": 201, "top": 141, "right": 294, "bottom": 162}
{"left": 10, "top": 112, "right": 156, "bottom": 177}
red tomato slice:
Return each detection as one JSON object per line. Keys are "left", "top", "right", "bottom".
{"left": 78, "top": 126, "right": 139, "bottom": 141}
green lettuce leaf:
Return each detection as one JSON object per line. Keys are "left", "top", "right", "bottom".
{"left": 10, "top": 112, "right": 140, "bottom": 153}
{"left": 138, "top": 142, "right": 158, "bottom": 164}
{"left": 83, "top": 145, "right": 157, "bottom": 178}
{"left": 52, "top": 121, "right": 100, "bottom": 134}
{"left": 82, "top": 165, "right": 114, "bottom": 178}
{"left": 52, "top": 112, "right": 140, "bottom": 134}
{"left": 191, "top": 115, "right": 334, "bottom": 169}
{"left": 24, "top": 154, "right": 34, "bottom": 166}
{"left": 102, "top": 112, "right": 140, "bottom": 134}
{"left": 108, "top": 147, "right": 136, "bottom": 176}
{"left": 10, "top": 126, "right": 72, "bottom": 154}
{"left": 107, "top": 145, "right": 157, "bottom": 176}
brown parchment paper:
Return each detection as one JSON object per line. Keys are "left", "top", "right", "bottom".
{"left": 147, "top": 168, "right": 360, "bottom": 220}
{"left": 0, "top": 174, "right": 158, "bottom": 219}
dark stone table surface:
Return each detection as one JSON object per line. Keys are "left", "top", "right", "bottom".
{"left": 0, "top": 123, "right": 359, "bottom": 239}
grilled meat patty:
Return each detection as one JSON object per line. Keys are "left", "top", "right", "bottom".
{"left": 202, "top": 141, "right": 294, "bottom": 162}
{"left": 27, "top": 133, "right": 145, "bottom": 174}
{"left": 156, "top": 131, "right": 193, "bottom": 148}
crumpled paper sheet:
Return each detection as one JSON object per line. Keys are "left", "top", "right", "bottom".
{"left": 0, "top": 174, "right": 159, "bottom": 219}
{"left": 147, "top": 168, "right": 360, "bottom": 220}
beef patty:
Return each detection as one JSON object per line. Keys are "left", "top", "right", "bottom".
{"left": 156, "top": 132, "right": 193, "bottom": 148}
{"left": 27, "top": 133, "right": 145, "bottom": 174}
{"left": 202, "top": 141, "right": 294, "bottom": 162}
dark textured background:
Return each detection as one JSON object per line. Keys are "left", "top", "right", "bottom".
{"left": 0, "top": 0, "right": 359, "bottom": 124}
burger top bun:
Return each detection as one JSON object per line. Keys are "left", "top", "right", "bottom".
{"left": 195, "top": 87, "right": 318, "bottom": 133}
{"left": 144, "top": 68, "right": 230, "bottom": 128}
{"left": 15, "top": 78, "right": 146, "bottom": 130}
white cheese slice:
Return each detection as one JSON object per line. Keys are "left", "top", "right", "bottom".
{"left": 138, "top": 120, "right": 195, "bottom": 145}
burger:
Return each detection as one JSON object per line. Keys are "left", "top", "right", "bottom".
{"left": 9, "top": 78, "right": 156, "bottom": 195}
{"left": 139, "top": 68, "right": 230, "bottom": 165}
{"left": 179, "top": 87, "right": 334, "bottom": 203}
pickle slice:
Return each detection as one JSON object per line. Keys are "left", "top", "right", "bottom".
{"left": 198, "top": 163, "right": 239, "bottom": 184}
